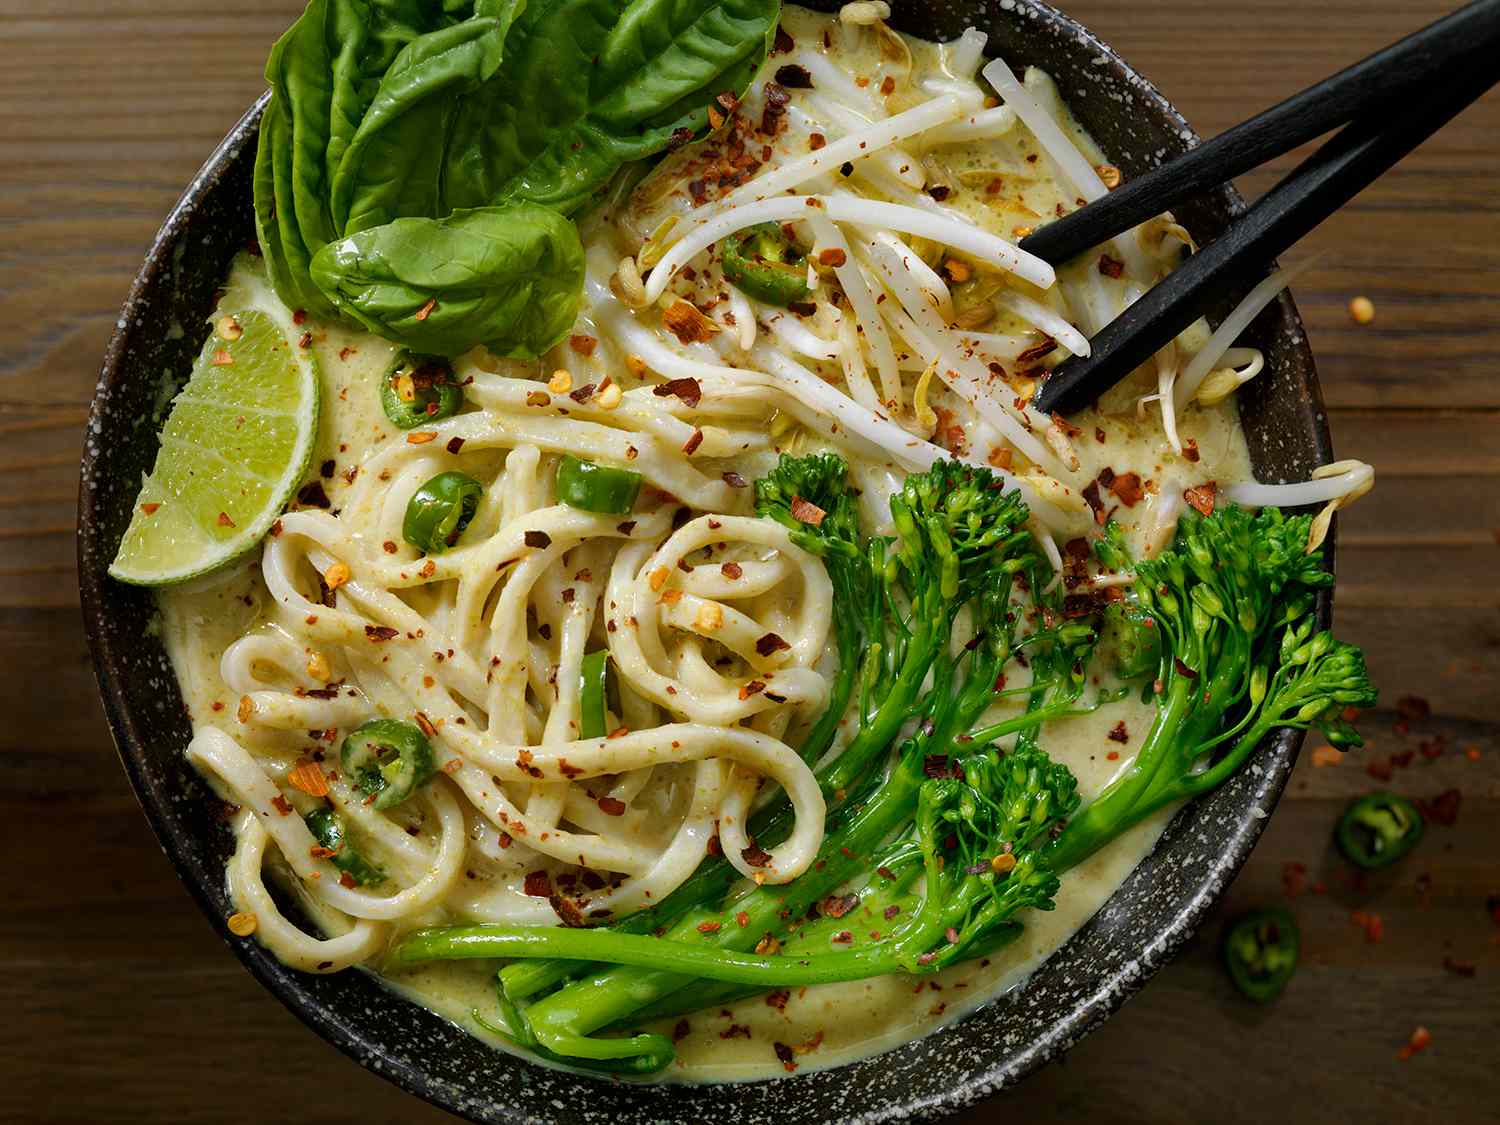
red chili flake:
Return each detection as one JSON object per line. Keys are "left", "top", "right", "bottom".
{"left": 1417, "top": 789, "right": 1461, "bottom": 826}
{"left": 1351, "top": 909, "right": 1385, "bottom": 943}
{"left": 755, "top": 632, "right": 791, "bottom": 657}
{"left": 653, "top": 377, "right": 703, "bottom": 407}
{"left": 789, "top": 496, "right": 826, "bottom": 526}
{"left": 297, "top": 480, "right": 332, "bottom": 510}
{"left": 298, "top": 331, "right": 314, "bottom": 349}
{"left": 1013, "top": 338, "right": 1057, "bottom": 366}
{"left": 775, "top": 63, "right": 813, "bottom": 88}
{"left": 738, "top": 680, "right": 766, "bottom": 700}
{"left": 808, "top": 132, "right": 827, "bottom": 151}
{"left": 523, "top": 871, "right": 553, "bottom": 898}
{"left": 1173, "top": 657, "right": 1199, "bottom": 680}
{"left": 741, "top": 842, "right": 772, "bottom": 868}
{"left": 1081, "top": 480, "right": 1105, "bottom": 525}
{"left": 923, "top": 755, "right": 959, "bottom": 779}
{"left": 1418, "top": 737, "right": 1446, "bottom": 760}
{"left": 339, "top": 872, "right": 357, "bottom": 889}
{"left": 880, "top": 75, "right": 897, "bottom": 96}
{"left": 1097, "top": 254, "right": 1125, "bottom": 278}
{"left": 413, "top": 297, "right": 437, "bottom": 321}
{"left": 883, "top": 904, "right": 901, "bottom": 920}
{"left": 216, "top": 511, "right": 236, "bottom": 527}
{"left": 550, "top": 895, "right": 589, "bottom": 928}
{"left": 925, "top": 184, "right": 951, "bottom": 202}
{"left": 1391, "top": 749, "right": 1415, "bottom": 768}
{"left": 1105, "top": 750, "right": 1120, "bottom": 761}
{"left": 1366, "top": 756, "right": 1395, "bottom": 782}
{"left": 876, "top": 866, "right": 896, "bottom": 880}
{"left": 667, "top": 125, "right": 695, "bottom": 150}
{"left": 364, "top": 625, "right": 399, "bottom": 642}
{"left": 1397, "top": 1026, "right": 1432, "bottom": 1060}
{"left": 698, "top": 920, "right": 723, "bottom": 934}
{"left": 1107, "top": 472, "right": 1145, "bottom": 507}
{"left": 763, "top": 989, "right": 790, "bottom": 1012}
{"left": 1107, "top": 721, "right": 1130, "bottom": 744}
{"left": 139, "top": 501, "right": 161, "bottom": 515}
{"left": 617, "top": 520, "right": 637, "bottom": 535}
{"left": 445, "top": 436, "right": 465, "bottom": 455}
{"left": 1282, "top": 861, "right": 1308, "bottom": 898}
{"left": 722, "top": 471, "right": 748, "bottom": 488}
{"left": 672, "top": 1020, "right": 692, "bottom": 1042}
{"left": 1183, "top": 482, "right": 1217, "bottom": 517}
{"left": 1396, "top": 695, "right": 1431, "bottom": 722}
{"left": 270, "top": 795, "right": 293, "bottom": 816}
{"left": 721, "top": 561, "right": 744, "bottom": 580}
{"left": 681, "top": 427, "right": 704, "bottom": 455}
{"left": 569, "top": 382, "right": 597, "bottom": 403}
{"left": 774, "top": 1042, "right": 797, "bottom": 1072}
{"left": 1182, "top": 438, "right": 1201, "bottom": 463}
{"left": 597, "top": 796, "right": 627, "bottom": 816}
{"left": 772, "top": 25, "right": 794, "bottom": 53}
{"left": 821, "top": 893, "right": 859, "bottom": 919}
{"left": 524, "top": 530, "right": 552, "bottom": 549}
{"left": 568, "top": 334, "right": 597, "bottom": 356}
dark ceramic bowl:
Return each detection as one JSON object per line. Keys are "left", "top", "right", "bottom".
{"left": 79, "top": 1, "right": 1333, "bottom": 1121}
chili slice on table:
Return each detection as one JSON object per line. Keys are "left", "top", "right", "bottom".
{"left": 1335, "top": 792, "right": 1425, "bottom": 869}
{"left": 1222, "top": 907, "right": 1299, "bottom": 1002}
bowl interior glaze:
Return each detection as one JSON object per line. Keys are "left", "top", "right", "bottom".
{"left": 78, "top": 2, "right": 1330, "bottom": 1122}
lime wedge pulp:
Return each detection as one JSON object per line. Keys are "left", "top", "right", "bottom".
{"left": 109, "top": 267, "right": 320, "bottom": 585}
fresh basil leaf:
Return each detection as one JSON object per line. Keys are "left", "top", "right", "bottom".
{"left": 333, "top": 0, "right": 527, "bottom": 235}
{"left": 257, "top": 0, "right": 461, "bottom": 319}
{"left": 309, "top": 202, "right": 585, "bottom": 358}
{"left": 435, "top": 0, "right": 778, "bottom": 215}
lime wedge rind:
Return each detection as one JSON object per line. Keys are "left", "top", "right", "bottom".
{"left": 108, "top": 274, "right": 319, "bottom": 586}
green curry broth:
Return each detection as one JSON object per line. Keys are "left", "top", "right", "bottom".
{"left": 160, "top": 4, "right": 1255, "bottom": 1084}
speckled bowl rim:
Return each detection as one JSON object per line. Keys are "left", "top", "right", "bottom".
{"left": 79, "top": 3, "right": 1333, "bottom": 1122}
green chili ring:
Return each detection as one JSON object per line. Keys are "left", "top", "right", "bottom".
{"left": 1335, "top": 792, "right": 1425, "bottom": 870}
{"left": 556, "top": 456, "right": 642, "bottom": 516}
{"left": 579, "top": 650, "right": 609, "bottom": 739}
{"left": 379, "top": 352, "right": 464, "bottom": 429}
{"left": 721, "top": 222, "right": 811, "bottom": 307}
{"left": 404, "top": 471, "right": 483, "bottom": 555}
{"left": 1222, "top": 907, "right": 1299, "bottom": 1002}
{"left": 341, "top": 718, "right": 437, "bottom": 810}
{"left": 305, "top": 807, "right": 385, "bottom": 885}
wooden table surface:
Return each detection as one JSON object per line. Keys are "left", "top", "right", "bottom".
{"left": 3, "top": 1, "right": 1496, "bottom": 1121}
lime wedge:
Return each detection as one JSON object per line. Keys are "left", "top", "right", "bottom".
{"left": 109, "top": 272, "right": 320, "bottom": 585}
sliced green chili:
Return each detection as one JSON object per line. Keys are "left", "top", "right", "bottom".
{"left": 305, "top": 807, "right": 385, "bottom": 886}
{"left": 579, "top": 650, "right": 609, "bottom": 739}
{"left": 556, "top": 456, "right": 641, "bottom": 516}
{"left": 403, "top": 471, "right": 482, "bottom": 554}
{"left": 379, "top": 352, "right": 464, "bottom": 429}
{"left": 341, "top": 718, "right": 436, "bottom": 810}
{"left": 721, "top": 222, "right": 810, "bottom": 307}
{"left": 1335, "top": 792, "right": 1424, "bottom": 870}
{"left": 1222, "top": 907, "right": 1298, "bottom": 1002}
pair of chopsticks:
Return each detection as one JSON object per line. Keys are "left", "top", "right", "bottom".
{"left": 1026, "top": 0, "right": 1500, "bottom": 415}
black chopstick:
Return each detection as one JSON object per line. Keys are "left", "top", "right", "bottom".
{"left": 1020, "top": 0, "right": 1500, "bottom": 266}
{"left": 1030, "top": 63, "right": 1498, "bottom": 416}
